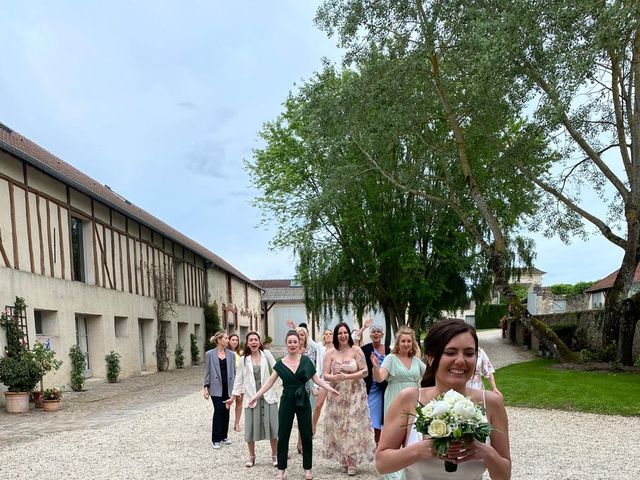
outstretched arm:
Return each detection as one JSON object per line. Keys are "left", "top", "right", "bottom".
{"left": 311, "top": 373, "right": 339, "bottom": 398}
{"left": 371, "top": 353, "right": 390, "bottom": 383}
{"left": 248, "top": 371, "right": 279, "bottom": 407}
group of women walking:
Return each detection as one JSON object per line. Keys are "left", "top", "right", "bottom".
{"left": 203, "top": 319, "right": 510, "bottom": 480}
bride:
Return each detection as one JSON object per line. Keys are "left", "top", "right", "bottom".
{"left": 375, "top": 319, "right": 511, "bottom": 480}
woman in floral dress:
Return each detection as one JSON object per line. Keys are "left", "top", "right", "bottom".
{"left": 323, "top": 322, "right": 376, "bottom": 476}
{"left": 467, "top": 347, "right": 503, "bottom": 398}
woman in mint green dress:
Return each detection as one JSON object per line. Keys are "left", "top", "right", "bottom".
{"left": 371, "top": 326, "right": 426, "bottom": 416}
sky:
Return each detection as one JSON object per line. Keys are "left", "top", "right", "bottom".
{"left": 0, "top": 1, "right": 625, "bottom": 286}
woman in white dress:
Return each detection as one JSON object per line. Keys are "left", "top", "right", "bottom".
{"left": 375, "top": 319, "right": 511, "bottom": 480}
{"left": 229, "top": 331, "right": 279, "bottom": 468}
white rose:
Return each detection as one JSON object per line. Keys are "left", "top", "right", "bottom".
{"left": 427, "top": 419, "right": 452, "bottom": 438}
{"left": 443, "top": 389, "right": 464, "bottom": 404}
{"left": 453, "top": 399, "right": 477, "bottom": 420}
{"left": 432, "top": 400, "right": 451, "bottom": 417}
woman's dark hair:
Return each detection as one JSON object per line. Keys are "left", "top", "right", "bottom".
{"left": 333, "top": 322, "right": 354, "bottom": 350}
{"left": 228, "top": 333, "right": 240, "bottom": 352}
{"left": 243, "top": 331, "right": 263, "bottom": 358}
{"left": 420, "top": 319, "right": 478, "bottom": 387}
{"left": 285, "top": 330, "right": 300, "bottom": 342}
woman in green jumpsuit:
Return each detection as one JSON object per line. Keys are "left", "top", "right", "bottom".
{"left": 250, "top": 330, "right": 339, "bottom": 480}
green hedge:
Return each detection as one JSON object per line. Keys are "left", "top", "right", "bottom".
{"left": 475, "top": 304, "right": 507, "bottom": 329}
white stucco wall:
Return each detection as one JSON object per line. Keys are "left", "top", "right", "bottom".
{"left": 0, "top": 267, "right": 204, "bottom": 396}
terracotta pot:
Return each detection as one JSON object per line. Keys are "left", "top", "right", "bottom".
{"left": 42, "top": 399, "right": 61, "bottom": 412}
{"left": 4, "top": 391, "right": 30, "bottom": 413}
{"left": 31, "top": 390, "right": 44, "bottom": 408}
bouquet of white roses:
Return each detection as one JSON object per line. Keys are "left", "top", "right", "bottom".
{"left": 414, "top": 389, "right": 492, "bottom": 473}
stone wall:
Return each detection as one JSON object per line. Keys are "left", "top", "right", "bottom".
{"left": 518, "top": 310, "right": 640, "bottom": 359}
{"left": 530, "top": 286, "right": 589, "bottom": 315}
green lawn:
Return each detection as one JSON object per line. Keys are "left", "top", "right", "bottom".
{"left": 495, "top": 359, "right": 640, "bottom": 417}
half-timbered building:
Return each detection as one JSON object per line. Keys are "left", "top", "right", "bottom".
{"left": 0, "top": 123, "right": 261, "bottom": 395}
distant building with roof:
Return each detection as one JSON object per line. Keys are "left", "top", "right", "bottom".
{"left": 0, "top": 123, "right": 261, "bottom": 396}
{"left": 255, "top": 278, "right": 386, "bottom": 347}
{"left": 584, "top": 265, "right": 640, "bottom": 309}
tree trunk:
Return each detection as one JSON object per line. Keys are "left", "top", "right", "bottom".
{"left": 619, "top": 293, "right": 640, "bottom": 365}
{"left": 489, "top": 251, "right": 581, "bottom": 363}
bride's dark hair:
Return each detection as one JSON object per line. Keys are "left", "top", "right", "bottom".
{"left": 421, "top": 319, "right": 478, "bottom": 387}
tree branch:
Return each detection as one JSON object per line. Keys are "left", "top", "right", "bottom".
{"left": 518, "top": 165, "right": 627, "bottom": 249}
{"left": 609, "top": 50, "right": 633, "bottom": 179}
{"left": 525, "top": 63, "right": 631, "bottom": 203}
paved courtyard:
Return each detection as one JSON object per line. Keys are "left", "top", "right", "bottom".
{"left": 1, "top": 330, "right": 638, "bottom": 479}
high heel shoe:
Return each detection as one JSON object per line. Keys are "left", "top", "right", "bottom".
{"left": 297, "top": 446, "right": 302, "bottom": 454}
{"left": 272, "top": 455, "right": 278, "bottom": 467}
{"left": 245, "top": 456, "right": 256, "bottom": 467}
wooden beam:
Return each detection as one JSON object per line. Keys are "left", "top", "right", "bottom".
{"left": 23, "top": 165, "right": 36, "bottom": 273}
{"left": 0, "top": 228, "right": 11, "bottom": 267}
{"left": 46, "top": 199, "right": 54, "bottom": 275}
{"left": 118, "top": 232, "right": 124, "bottom": 291}
{"left": 8, "top": 182, "right": 18, "bottom": 269}
{"left": 35, "top": 193, "right": 45, "bottom": 275}
{"left": 125, "top": 217, "right": 132, "bottom": 293}
{"left": 91, "top": 199, "right": 99, "bottom": 287}
{"left": 57, "top": 202, "right": 65, "bottom": 279}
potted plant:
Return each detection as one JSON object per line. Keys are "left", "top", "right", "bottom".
{"left": 69, "top": 345, "right": 87, "bottom": 391}
{"left": 190, "top": 333, "right": 199, "bottom": 365}
{"left": 42, "top": 387, "right": 63, "bottom": 412}
{"left": 31, "top": 341, "right": 63, "bottom": 408}
{"left": 174, "top": 343, "right": 185, "bottom": 369}
{"left": 0, "top": 350, "right": 41, "bottom": 413}
{"left": 0, "top": 297, "right": 40, "bottom": 413}
{"left": 104, "top": 350, "right": 121, "bottom": 383}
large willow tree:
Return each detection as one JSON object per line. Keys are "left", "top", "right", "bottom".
{"left": 316, "top": 0, "right": 639, "bottom": 364}
{"left": 248, "top": 64, "right": 477, "bottom": 340}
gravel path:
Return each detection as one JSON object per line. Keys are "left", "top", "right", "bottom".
{"left": 1, "top": 332, "right": 638, "bottom": 479}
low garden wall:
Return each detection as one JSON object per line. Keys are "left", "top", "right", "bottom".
{"left": 512, "top": 309, "right": 640, "bottom": 359}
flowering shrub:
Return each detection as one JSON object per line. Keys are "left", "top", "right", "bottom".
{"left": 43, "top": 387, "right": 63, "bottom": 400}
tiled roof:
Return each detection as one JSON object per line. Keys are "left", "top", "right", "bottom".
{"left": 584, "top": 264, "right": 640, "bottom": 293}
{"left": 0, "top": 123, "right": 259, "bottom": 290}
{"left": 255, "top": 279, "right": 293, "bottom": 288}
{"left": 262, "top": 287, "right": 305, "bottom": 302}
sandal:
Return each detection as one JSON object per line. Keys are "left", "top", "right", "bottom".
{"left": 234, "top": 423, "right": 241, "bottom": 432}
{"left": 297, "top": 445, "right": 302, "bottom": 454}
{"left": 275, "top": 470, "right": 286, "bottom": 480}
{"left": 272, "top": 455, "right": 278, "bottom": 467}
{"left": 245, "top": 456, "right": 256, "bottom": 467}
{"left": 304, "top": 470, "right": 313, "bottom": 480}
{"left": 347, "top": 466, "right": 356, "bottom": 476}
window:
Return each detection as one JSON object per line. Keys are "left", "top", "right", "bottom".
{"left": 114, "top": 316, "right": 129, "bottom": 338}
{"left": 34, "top": 310, "right": 43, "bottom": 335}
{"left": 71, "top": 217, "right": 86, "bottom": 282}
{"left": 33, "top": 310, "right": 58, "bottom": 337}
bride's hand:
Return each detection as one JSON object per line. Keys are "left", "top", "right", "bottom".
{"left": 414, "top": 437, "right": 440, "bottom": 461}
{"left": 447, "top": 439, "right": 484, "bottom": 464}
